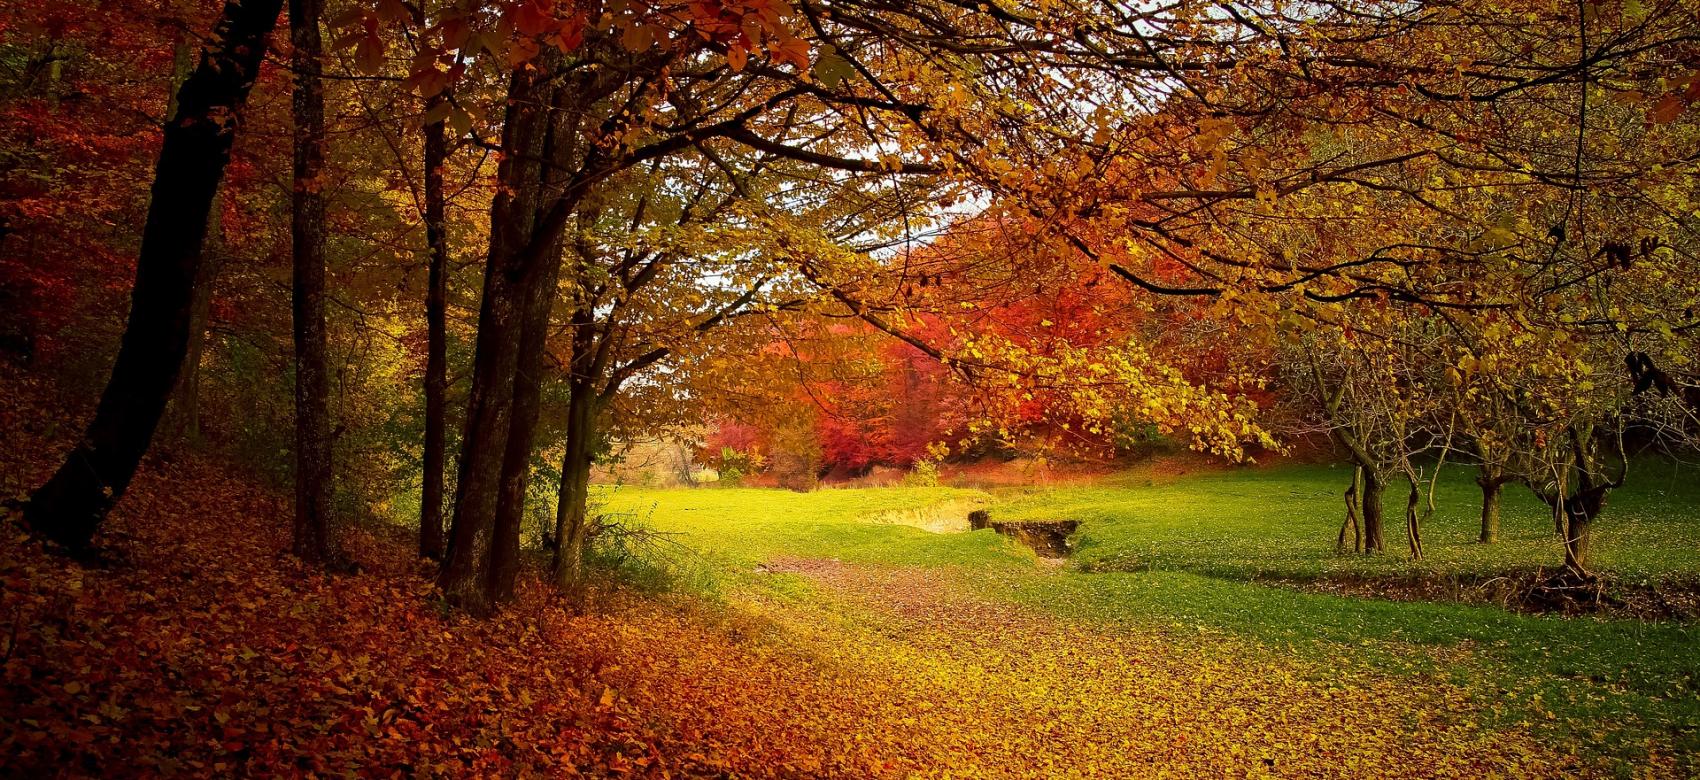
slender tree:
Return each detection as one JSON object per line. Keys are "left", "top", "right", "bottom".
{"left": 288, "top": 0, "right": 334, "bottom": 563}
{"left": 417, "top": 4, "right": 450, "bottom": 562}
{"left": 21, "top": 0, "right": 285, "bottom": 550}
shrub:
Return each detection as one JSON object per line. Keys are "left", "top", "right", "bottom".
{"left": 904, "top": 459, "right": 941, "bottom": 487}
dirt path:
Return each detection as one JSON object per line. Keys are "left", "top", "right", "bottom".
{"left": 755, "top": 557, "right": 1603, "bottom": 779}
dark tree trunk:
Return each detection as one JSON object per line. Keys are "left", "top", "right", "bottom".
{"left": 1553, "top": 485, "right": 1609, "bottom": 577}
{"left": 439, "top": 57, "right": 578, "bottom": 612}
{"left": 482, "top": 71, "right": 580, "bottom": 604}
{"left": 437, "top": 103, "right": 534, "bottom": 610}
{"left": 418, "top": 91, "right": 449, "bottom": 562}
{"left": 22, "top": 0, "right": 285, "bottom": 550}
{"left": 1562, "top": 506, "right": 1593, "bottom": 577}
{"left": 1477, "top": 469, "right": 1504, "bottom": 544}
{"left": 484, "top": 229, "right": 566, "bottom": 603}
{"left": 160, "top": 242, "right": 219, "bottom": 447}
{"left": 288, "top": 0, "right": 333, "bottom": 563}
{"left": 1360, "top": 468, "right": 1386, "bottom": 553}
{"left": 159, "top": 11, "right": 217, "bottom": 451}
{"left": 1530, "top": 425, "right": 1620, "bottom": 578}
{"left": 552, "top": 364, "right": 597, "bottom": 595}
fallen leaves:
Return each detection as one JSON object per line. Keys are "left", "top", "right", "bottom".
{"left": 0, "top": 369, "right": 1682, "bottom": 777}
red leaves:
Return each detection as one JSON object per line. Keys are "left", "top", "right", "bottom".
{"left": 511, "top": 0, "right": 557, "bottom": 37}
{"left": 0, "top": 370, "right": 906, "bottom": 777}
{"left": 1649, "top": 93, "right": 1685, "bottom": 125}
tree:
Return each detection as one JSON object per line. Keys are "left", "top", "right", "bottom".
{"left": 1296, "top": 333, "right": 1396, "bottom": 554}
{"left": 438, "top": 46, "right": 586, "bottom": 612}
{"left": 21, "top": 0, "right": 286, "bottom": 550}
{"left": 542, "top": 138, "right": 936, "bottom": 591}
{"left": 289, "top": 0, "right": 334, "bottom": 563}
{"left": 416, "top": 1, "right": 451, "bottom": 562}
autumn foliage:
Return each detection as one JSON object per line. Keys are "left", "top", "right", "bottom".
{"left": 2, "top": 368, "right": 1651, "bottom": 777}
{"left": 4, "top": 0, "right": 1700, "bottom": 772}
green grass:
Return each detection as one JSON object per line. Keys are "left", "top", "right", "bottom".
{"left": 997, "top": 460, "right": 1700, "bottom": 581}
{"left": 598, "top": 462, "right": 1700, "bottom": 764}
{"left": 596, "top": 484, "right": 1010, "bottom": 571}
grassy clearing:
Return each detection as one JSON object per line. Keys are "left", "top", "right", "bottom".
{"left": 600, "top": 463, "right": 1700, "bottom": 768}
{"left": 997, "top": 460, "right": 1700, "bottom": 581}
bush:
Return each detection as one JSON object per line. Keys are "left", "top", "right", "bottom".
{"left": 581, "top": 509, "right": 713, "bottom": 595}
{"left": 715, "top": 446, "right": 766, "bottom": 487}
{"left": 903, "top": 459, "right": 941, "bottom": 487}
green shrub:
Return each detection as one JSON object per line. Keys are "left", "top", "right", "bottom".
{"left": 903, "top": 459, "right": 941, "bottom": 487}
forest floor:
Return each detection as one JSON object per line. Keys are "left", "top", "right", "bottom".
{"left": 3, "top": 368, "right": 1696, "bottom": 776}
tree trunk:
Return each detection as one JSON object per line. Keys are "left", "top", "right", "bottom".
{"left": 418, "top": 88, "right": 449, "bottom": 562}
{"left": 1337, "top": 465, "right": 1362, "bottom": 553}
{"left": 438, "top": 57, "right": 577, "bottom": 612}
{"left": 1360, "top": 468, "right": 1385, "bottom": 553}
{"left": 1404, "top": 475, "right": 1423, "bottom": 561}
{"left": 1477, "top": 470, "right": 1503, "bottom": 544}
{"left": 160, "top": 239, "right": 219, "bottom": 447}
{"left": 437, "top": 135, "right": 531, "bottom": 611}
{"left": 1561, "top": 506, "right": 1592, "bottom": 577}
{"left": 22, "top": 0, "right": 285, "bottom": 550}
{"left": 484, "top": 231, "right": 566, "bottom": 603}
{"left": 1555, "top": 484, "right": 1609, "bottom": 578}
{"left": 160, "top": 26, "right": 222, "bottom": 450}
{"left": 481, "top": 71, "right": 582, "bottom": 604}
{"left": 288, "top": 0, "right": 333, "bottom": 563}
{"left": 552, "top": 367, "right": 597, "bottom": 596}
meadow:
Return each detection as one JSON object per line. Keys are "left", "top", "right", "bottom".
{"left": 600, "top": 461, "right": 1700, "bottom": 770}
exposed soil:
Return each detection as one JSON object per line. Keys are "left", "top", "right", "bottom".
{"left": 988, "top": 519, "right": 1079, "bottom": 558}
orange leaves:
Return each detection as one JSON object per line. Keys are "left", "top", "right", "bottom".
{"left": 684, "top": 0, "right": 812, "bottom": 73}
{"left": 354, "top": 26, "right": 386, "bottom": 76}
{"left": 620, "top": 20, "right": 656, "bottom": 53}
{"left": 556, "top": 13, "right": 587, "bottom": 51}
{"left": 508, "top": 35, "right": 541, "bottom": 66}
{"left": 769, "top": 34, "right": 810, "bottom": 71}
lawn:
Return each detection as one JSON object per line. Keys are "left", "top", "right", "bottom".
{"left": 599, "top": 461, "right": 1700, "bottom": 770}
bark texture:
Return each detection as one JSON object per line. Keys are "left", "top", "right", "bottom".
{"left": 1360, "top": 468, "right": 1386, "bottom": 554}
{"left": 1477, "top": 469, "right": 1505, "bottom": 544}
{"left": 418, "top": 89, "right": 449, "bottom": 562}
{"left": 440, "top": 54, "right": 588, "bottom": 611}
{"left": 289, "top": 0, "right": 334, "bottom": 563}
